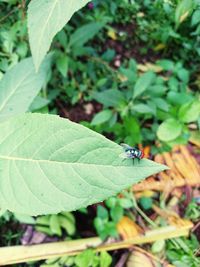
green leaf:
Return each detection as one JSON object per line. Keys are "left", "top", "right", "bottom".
{"left": 50, "top": 214, "right": 62, "bottom": 236}
{"left": 28, "top": 0, "right": 89, "bottom": 70}
{"left": 133, "top": 71, "right": 155, "bottom": 99}
{"left": 157, "top": 59, "right": 174, "bottom": 71}
{"left": 0, "top": 56, "right": 50, "bottom": 122}
{"left": 175, "top": 0, "right": 195, "bottom": 27}
{"left": 167, "top": 91, "right": 193, "bottom": 106}
{"left": 56, "top": 55, "right": 68, "bottom": 77}
{"left": 157, "top": 118, "right": 183, "bottom": 141}
{"left": 97, "top": 206, "right": 109, "bottom": 221}
{"left": 91, "top": 110, "right": 113, "bottom": 125}
{"left": 0, "top": 113, "right": 167, "bottom": 216}
{"left": 132, "top": 104, "right": 154, "bottom": 114}
{"left": 191, "top": 10, "right": 200, "bottom": 26}
{"left": 151, "top": 240, "right": 165, "bottom": 254}
{"left": 139, "top": 197, "right": 153, "bottom": 210}
{"left": 69, "top": 22, "right": 104, "bottom": 48}
{"left": 178, "top": 100, "right": 200, "bottom": 123}
{"left": 93, "top": 89, "right": 125, "bottom": 108}
{"left": 29, "top": 96, "right": 50, "bottom": 112}
{"left": 100, "top": 251, "right": 112, "bottom": 267}
{"left": 75, "top": 249, "right": 94, "bottom": 267}
{"left": 153, "top": 98, "right": 169, "bottom": 112}
{"left": 110, "top": 206, "right": 123, "bottom": 222}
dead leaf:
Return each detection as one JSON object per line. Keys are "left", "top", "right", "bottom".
{"left": 117, "top": 216, "right": 143, "bottom": 240}
{"left": 133, "top": 145, "right": 200, "bottom": 192}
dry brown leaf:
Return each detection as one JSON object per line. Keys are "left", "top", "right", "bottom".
{"left": 137, "top": 63, "right": 163, "bottom": 73}
{"left": 126, "top": 246, "right": 171, "bottom": 267}
{"left": 133, "top": 145, "right": 200, "bottom": 192}
{"left": 117, "top": 216, "right": 143, "bottom": 240}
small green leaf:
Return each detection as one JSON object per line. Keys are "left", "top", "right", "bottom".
{"left": 157, "top": 59, "right": 174, "bottom": 71}
{"left": 153, "top": 98, "right": 169, "bottom": 112}
{"left": 105, "top": 197, "right": 117, "bottom": 208}
{"left": 133, "top": 71, "right": 155, "bottom": 99}
{"left": 100, "top": 251, "right": 112, "bottom": 267}
{"left": 75, "top": 249, "right": 94, "bottom": 267}
{"left": 97, "top": 206, "right": 109, "bottom": 221}
{"left": 93, "top": 89, "right": 125, "bottom": 108}
{"left": 69, "top": 22, "right": 104, "bottom": 48}
{"left": 91, "top": 110, "right": 113, "bottom": 125}
{"left": 132, "top": 104, "right": 154, "bottom": 114}
{"left": 50, "top": 214, "right": 62, "bottom": 236}
{"left": 56, "top": 55, "right": 68, "bottom": 77}
{"left": 59, "top": 214, "right": 76, "bottom": 235}
{"left": 0, "top": 113, "right": 167, "bottom": 216}
{"left": 157, "top": 118, "right": 183, "bottom": 141}
{"left": 151, "top": 240, "right": 165, "bottom": 254}
{"left": 167, "top": 91, "right": 193, "bottom": 105}
{"left": 118, "top": 198, "right": 133, "bottom": 208}
{"left": 110, "top": 206, "right": 123, "bottom": 222}
{"left": 178, "top": 100, "right": 200, "bottom": 123}
{"left": 139, "top": 197, "right": 153, "bottom": 210}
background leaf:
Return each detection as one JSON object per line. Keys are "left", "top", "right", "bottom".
{"left": 157, "top": 118, "right": 183, "bottom": 141}
{"left": 0, "top": 56, "right": 50, "bottom": 122}
{"left": 175, "top": 0, "right": 195, "bottom": 27}
{"left": 133, "top": 71, "right": 155, "bottom": 99}
{"left": 28, "top": 0, "right": 89, "bottom": 70}
{"left": 91, "top": 110, "right": 113, "bottom": 125}
{"left": 0, "top": 113, "right": 167, "bottom": 216}
{"left": 93, "top": 89, "right": 125, "bottom": 108}
{"left": 178, "top": 100, "right": 200, "bottom": 123}
{"left": 69, "top": 22, "right": 104, "bottom": 48}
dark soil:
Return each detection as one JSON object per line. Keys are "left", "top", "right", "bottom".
{"left": 105, "top": 23, "right": 161, "bottom": 65}
{"left": 56, "top": 99, "right": 102, "bottom": 123}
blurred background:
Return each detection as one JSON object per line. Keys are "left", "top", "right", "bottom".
{"left": 0, "top": 0, "right": 200, "bottom": 266}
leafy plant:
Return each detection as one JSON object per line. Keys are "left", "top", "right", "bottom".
{"left": 166, "top": 236, "right": 200, "bottom": 267}
{"left": 41, "top": 249, "right": 112, "bottom": 267}
{"left": 36, "top": 212, "right": 76, "bottom": 237}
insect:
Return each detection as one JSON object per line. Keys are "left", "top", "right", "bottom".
{"left": 120, "top": 143, "right": 144, "bottom": 161}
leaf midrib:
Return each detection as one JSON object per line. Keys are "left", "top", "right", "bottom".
{"left": 34, "top": 0, "right": 59, "bottom": 54}
{"left": 0, "top": 155, "right": 154, "bottom": 168}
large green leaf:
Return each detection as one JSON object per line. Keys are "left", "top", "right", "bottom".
{"left": 0, "top": 57, "right": 50, "bottom": 122}
{"left": 0, "top": 114, "right": 167, "bottom": 216}
{"left": 28, "top": 0, "right": 89, "bottom": 70}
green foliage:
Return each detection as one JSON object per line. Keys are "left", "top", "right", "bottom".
{"left": 94, "top": 195, "right": 133, "bottom": 240}
{"left": 157, "top": 118, "right": 183, "bottom": 142}
{"left": 36, "top": 212, "right": 76, "bottom": 236}
{"left": 133, "top": 71, "right": 156, "bottom": 99}
{"left": 185, "top": 200, "right": 200, "bottom": 221}
{"left": 0, "top": 1, "right": 199, "bottom": 263}
{"left": 42, "top": 250, "right": 112, "bottom": 267}
{"left": 166, "top": 236, "right": 200, "bottom": 267}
